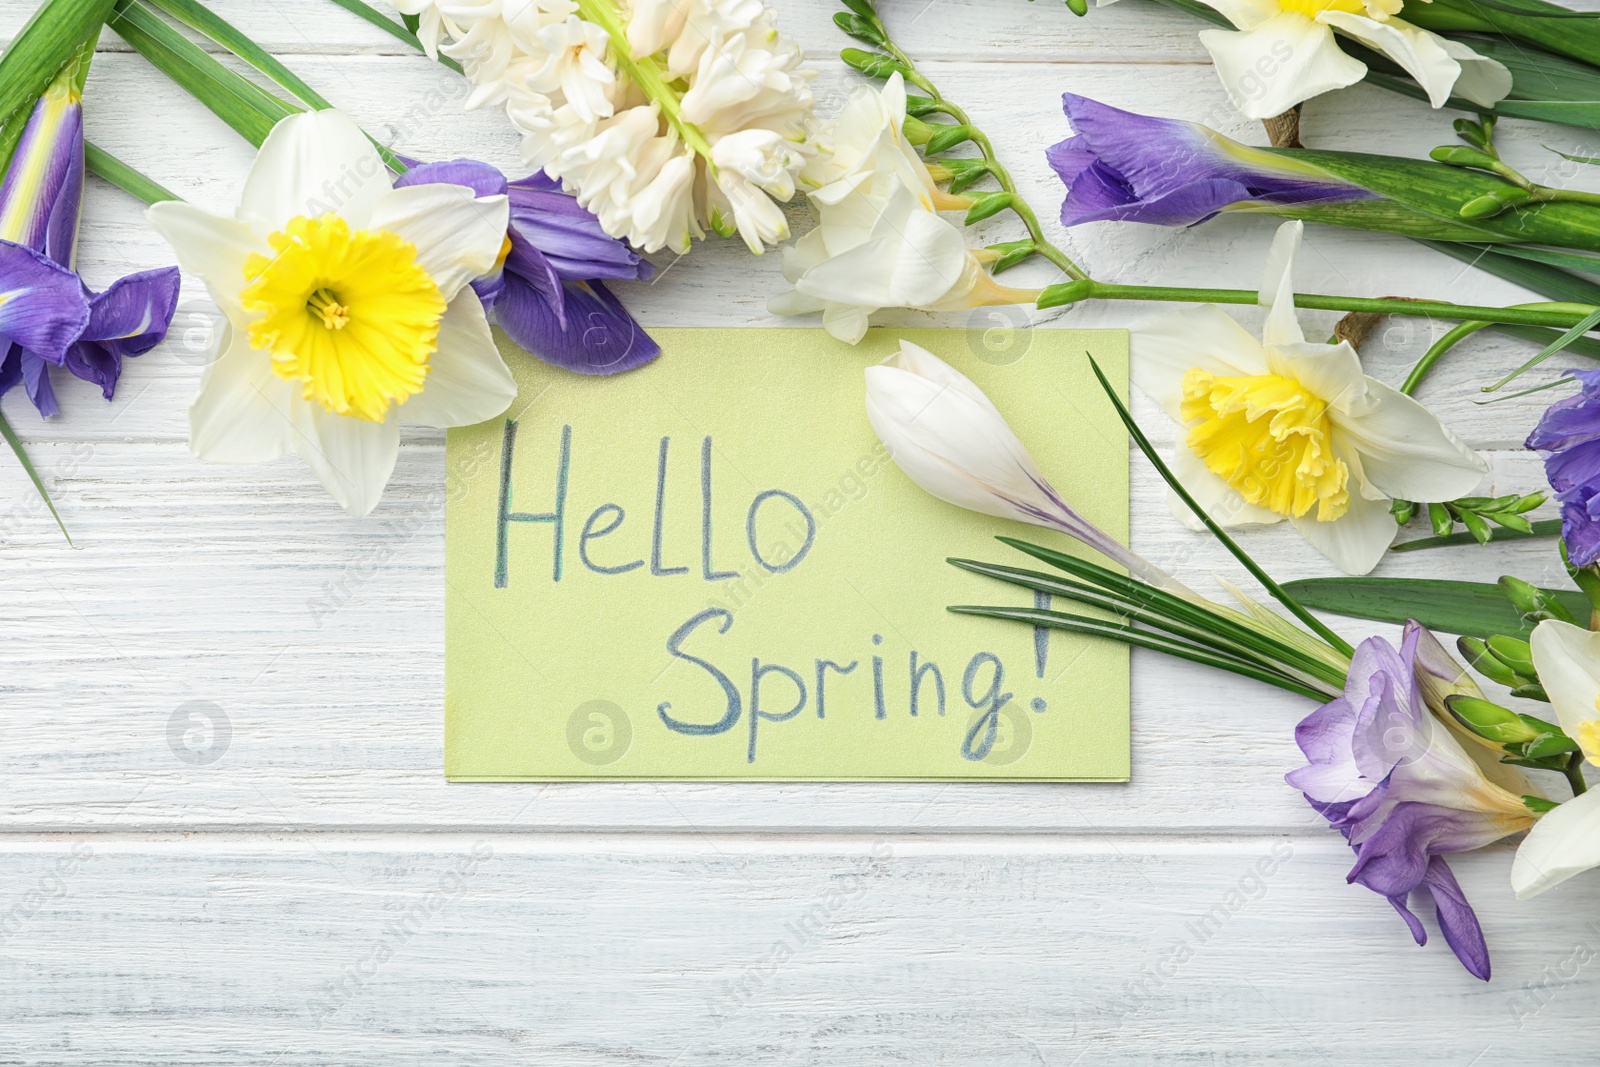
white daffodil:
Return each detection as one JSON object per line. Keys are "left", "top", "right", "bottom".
{"left": 1187, "top": 0, "right": 1511, "bottom": 119}
{"left": 1511, "top": 620, "right": 1600, "bottom": 899}
{"left": 147, "top": 110, "right": 515, "bottom": 517}
{"left": 768, "top": 74, "right": 1033, "bottom": 345}
{"left": 1132, "top": 221, "right": 1487, "bottom": 575}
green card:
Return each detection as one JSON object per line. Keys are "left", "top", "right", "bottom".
{"left": 445, "top": 327, "right": 1130, "bottom": 781}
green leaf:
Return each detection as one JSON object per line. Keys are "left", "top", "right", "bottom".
{"left": 0, "top": 408, "right": 68, "bottom": 544}
{"left": 1281, "top": 577, "right": 1590, "bottom": 639}
{"left": 84, "top": 140, "right": 178, "bottom": 204}
{"left": 840, "top": 47, "right": 910, "bottom": 80}
{"left": 985, "top": 238, "right": 1035, "bottom": 274}
{"left": 963, "top": 190, "right": 1013, "bottom": 225}
{"left": 839, "top": 0, "right": 878, "bottom": 17}
{"left": 1393, "top": 516, "right": 1562, "bottom": 551}
{"left": 936, "top": 156, "right": 991, "bottom": 193}
{"left": 0, "top": 0, "right": 116, "bottom": 176}
{"left": 923, "top": 123, "right": 978, "bottom": 155}
{"left": 1485, "top": 304, "right": 1600, "bottom": 392}
{"left": 832, "top": 11, "right": 887, "bottom": 47}
{"left": 322, "top": 0, "right": 463, "bottom": 72}
{"left": 1524, "top": 795, "right": 1560, "bottom": 813}
{"left": 903, "top": 93, "right": 944, "bottom": 117}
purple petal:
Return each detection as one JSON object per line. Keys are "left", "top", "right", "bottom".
{"left": 81, "top": 267, "right": 182, "bottom": 356}
{"left": 1544, "top": 437, "right": 1600, "bottom": 494}
{"left": 1384, "top": 891, "right": 1429, "bottom": 946}
{"left": 1347, "top": 802, "right": 1514, "bottom": 897}
{"left": 63, "top": 340, "right": 117, "bottom": 398}
{"left": 507, "top": 192, "right": 653, "bottom": 281}
{"left": 509, "top": 170, "right": 564, "bottom": 195}
{"left": 1561, "top": 487, "right": 1600, "bottom": 567}
{"left": 21, "top": 348, "right": 58, "bottom": 417}
{"left": 394, "top": 158, "right": 509, "bottom": 199}
{"left": 0, "top": 240, "right": 89, "bottom": 363}
{"left": 0, "top": 91, "right": 84, "bottom": 259}
{"left": 504, "top": 233, "right": 566, "bottom": 327}
{"left": 1417, "top": 856, "right": 1490, "bottom": 980}
{"left": 1048, "top": 94, "right": 1371, "bottom": 228}
{"left": 495, "top": 275, "right": 659, "bottom": 375}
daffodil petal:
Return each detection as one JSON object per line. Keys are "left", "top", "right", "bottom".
{"left": 188, "top": 326, "right": 297, "bottom": 464}
{"left": 1333, "top": 378, "right": 1487, "bottom": 501}
{"left": 1530, "top": 620, "right": 1600, "bottom": 755}
{"left": 368, "top": 184, "right": 510, "bottom": 303}
{"left": 401, "top": 290, "right": 516, "bottom": 428}
{"left": 1196, "top": 0, "right": 1281, "bottom": 31}
{"left": 144, "top": 201, "right": 261, "bottom": 325}
{"left": 1434, "top": 34, "right": 1514, "bottom": 108}
{"left": 240, "top": 110, "right": 391, "bottom": 231}
{"left": 1199, "top": 13, "right": 1367, "bottom": 120}
{"left": 1259, "top": 221, "right": 1304, "bottom": 348}
{"left": 1289, "top": 465, "right": 1395, "bottom": 574}
{"left": 1512, "top": 787, "right": 1600, "bottom": 899}
{"left": 1316, "top": 12, "right": 1463, "bottom": 109}
{"left": 1130, "top": 303, "right": 1268, "bottom": 421}
{"left": 1265, "top": 339, "right": 1368, "bottom": 412}
{"left": 295, "top": 401, "right": 401, "bottom": 518}
{"left": 1166, "top": 444, "right": 1285, "bottom": 531}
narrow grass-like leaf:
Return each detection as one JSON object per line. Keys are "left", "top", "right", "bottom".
{"left": 322, "top": 0, "right": 463, "bottom": 71}
{"left": 1485, "top": 305, "right": 1600, "bottom": 392}
{"left": 949, "top": 606, "right": 1329, "bottom": 700}
{"left": 1085, "top": 354, "right": 1355, "bottom": 656}
{"left": 1281, "top": 577, "right": 1588, "bottom": 638}
{"left": 0, "top": 0, "right": 116, "bottom": 175}
{"left": 1393, "top": 517, "right": 1563, "bottom": 551}
{"left": 84, "top": 140, "right": 178, "bottom": 203}
{"left": 1421, "top": 240, "right": 1600, "bottom": 304}
{"left": 0, "top": 409, "right": 69, "bottom": 544}
{"left": 145, "top": 0, "right": 330, "bottom": 107}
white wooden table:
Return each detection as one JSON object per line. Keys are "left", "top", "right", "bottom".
{"left": 4, "top": 1, "right": 1599, "bottom": 1061}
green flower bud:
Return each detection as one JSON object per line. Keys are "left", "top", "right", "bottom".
{"left": 1486, "top": 634, "right": 1537, "bottom": 677}
{"left": 1458, "top": 635, "right": 1520, "bottom": 688}
{"left": 1448, "top": 695, "right": 1540, "bottom": 743}
{"left": 1499, "top": 574, "right": 1579, "bottom": 625}
{"left": 1431, "top": 145, "right": 1499, "bottom": 169}
{"left": 1459, "top": 187, "right": 1536, "bottom": 219}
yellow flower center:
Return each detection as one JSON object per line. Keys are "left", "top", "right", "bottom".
{"left": 1581, "top": 705, "right": 1600, "bottom": 765}
{"left": 1180, "top": 368, "right": 1350, "bottom": 522}
{"left": 242, "top": 213, "right": 446, "bottom": 423}
{"left": 1279, "top": 0, "right": 1368, "bottom": 16}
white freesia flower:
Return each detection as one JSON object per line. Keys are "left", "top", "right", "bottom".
{"left": 1511, "top": 620, "right": 1600, "bottom": 899}
{"left": 1132, "top": 221, "right": 1487, "bottom": 575}
{"left": 403, "top": 0, "right": 815, "bottom": 255}
{"left": 146, "top": 110, "right": 515, "bottom": 517}
{"left": 864, "top": 340, "right": 1189, "bottom": 592}
{"left": 768, "top": 74, "right": 1033, "bottom": 344}
{"left": 1184, "top": 0, "right": 1510, "bottom": 119}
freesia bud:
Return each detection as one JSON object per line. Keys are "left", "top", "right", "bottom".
{"left": 864, "top": 340, "right": 1189, "bottom": 593}
{"left": 1457, "top": 635, "right": 1521, "bottom": 688}
{"left": 1446, "top": 695, "right": 1539, "bottom": 744}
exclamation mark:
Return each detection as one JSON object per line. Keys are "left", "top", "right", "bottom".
{"left": 1031, "top": 591, "right": 1050, "bottom": 713}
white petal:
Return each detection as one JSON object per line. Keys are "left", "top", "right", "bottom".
{"left": 1199, "top": 14, "right": 1368, "bottom": 120}
{"left": 882, "top": 341, "right": 1007, "bottom": 422}
{"left": 1265, "top": 339, "right": 1368, "bottom": 411}
{"left": 1130, "top": 304, "right": 1269, "bottom": 421}
{"left": 1195, "top": 0, "right": 1282, "bottom": 30}
{"left": 1530, "top": 620, "right": 1600, "bottom": 753}
{"left": 1166, "top": 445, "right": 1284, "bottom": 531}
{"left": 1317, "top": 12, "right": 1461, "bottom": 108}
{"left": 145, "top": 201, "right": 263, "bottom": 324}
{"left": 822, "top": 305, "right": 871, "bottom": 344}
{"left": 1435, "top": 34, "right": 1513, "bottom": 108}
{"left": 368, "top": 184, "right": 510, "bottom": 303}
{"left": 1288, "top": 468, "right": 1395, "bottom": 574}
{"left": 295, "top": 404, "right": 401, "bottom": 518}
{"left": 240, "top": 110, "right": 392, "bottom": 231}
{"left": 1333, "top": 378, "right": 1488, "bottom": 500}
{"left": 188, "top": 327, "right": 297, "bottom": 464}
{"left": 1259, "top": 221, "right": 1305, "bottom": 347}
{"left": 1512, "top": 788, "right": 1600, "bottom": 899}
{"left": 795, "top": 197, "right": 968, "bottom": 309}
{"left": 401, "top": 290, "right": 516, "bottom": 428}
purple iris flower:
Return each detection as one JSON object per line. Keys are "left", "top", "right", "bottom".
{"left": 0, "top": 77, "right": 180, "bottom": 417}
{"left": 1287, "top": 623, "right": 1535, "bottom": 980}
{"left": 395, "top": 160, "right": 658, "bottom": 375}
{"left": 1526, "top": 368, "right": 1600, "bottom": 567}
{"left": 1045, "top": 94, "right": 1374, "bottom": 228}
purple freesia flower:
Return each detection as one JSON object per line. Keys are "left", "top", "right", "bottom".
{"left": 1287, "top": 622, "right": 1534, "bottom": 980}
{"left": 0, "top": 71, "right": 180, "bottom": 417}
{"left": 395, "top": 160, "right": 658, "bottom": 376}
{"left": 1526, "top": 368, "right": 1600, "bottom": 567}
{"left": 1045, "top": 94, "right": 1374, "bottom": 228}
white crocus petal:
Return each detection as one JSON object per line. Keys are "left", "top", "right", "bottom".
{"left": 368, "top": 184, "right": 510, "bottom": 302}
{"left": 1316, "top": 11, "right": 1463, "bottom": 109}
{"left": 885, "top": 340, "right": 1007, "bottom": 421}
{"left": 296, "top": 404, "right": 402, "bottom": 519}
{"left": 1513, "top": 788, "right": 1600, "bottom": 899}
{"left": 1167, "top": 446, "right": 1284, "bottom": 530}
{"left": 1330, "top": 378, "right": 1487, "bottom": 500}
{"left": 1197, "top": 0, "right": 1281, "bottom": 30}
{"left": 1288, "top": 450, "right": 1396, "bottom": 575}
{"left": 1436, "top": 34, "right": 1514, "bottom": 107}
{"left": 144, "top": 201, "right": 262, "bottom": 325}
{"left": 238, "top": 110, "right": 392, "bottom": 230}
{"left": 188, "top": 327, "right": 298, "bottom": 464}
{"left": 1199, "top": 13, "right": 1368, "bottom": 119}
{"left": 1129, "top": 303, "right": 1269, "bottom": 420}
{"left": 400, "top": 291, "right": 516, "bottom": 428}
{"left": 1259, "top": 219, "right": 1305, "bottom": 347}
{"left": 1530, "top": 620, "right": 1600, "bottom": 758}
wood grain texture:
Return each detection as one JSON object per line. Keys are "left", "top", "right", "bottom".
{"left": 3, "top": 1, "right": 1599, "bottom": 1059}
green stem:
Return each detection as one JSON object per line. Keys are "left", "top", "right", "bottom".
{"left": 321, "top": 0, "right": 464, "bottom": 73}
{"left": 1566, "top": 752, "right": 1588, "bottom": 796}
{"left": 869, "top": 26, "right": 1087, "bottom": 280}
{"left": 574, "top": 0, "right": 715, "bottom": 167}
{"left": 1041, "top": 279, "right": 1600, "bottom": 330}
{"left": 1401, "top": 321, "right": 1492, "bottom": 395}
{"left": 0, "top": 409, "right": 69, "bottom": 544}
{"left": 85, "top": 141, "right": 178, "bottom": 204}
